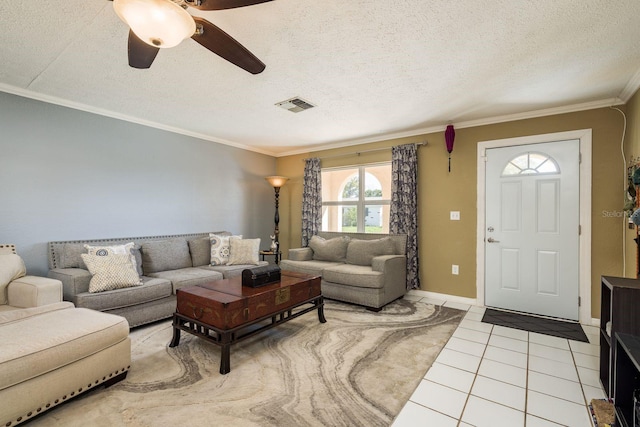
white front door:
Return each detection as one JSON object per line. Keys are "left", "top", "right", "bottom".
{"left": 484, "top": 140, "right": 580, "bottom": 320}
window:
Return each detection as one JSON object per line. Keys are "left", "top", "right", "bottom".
{"left": 502, "top": 152, "right": 559, "bottom": 176}
{"left": 321, "top": 163, "right": 391, "bottom": 233}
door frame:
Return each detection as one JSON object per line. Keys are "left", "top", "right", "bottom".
{"left": 476, "top": 129, "right": 592, "bottom": 324}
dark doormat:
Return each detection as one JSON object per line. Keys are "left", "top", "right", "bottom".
{"left": 482, "top": 308, "right": 589, "bottom": 342}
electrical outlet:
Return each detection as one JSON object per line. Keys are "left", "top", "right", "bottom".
{"left": 452, "top": 265, "right": 459, "bottom": 275}
{"left": 450, "top": 211, "right": 460, "bottom": 221}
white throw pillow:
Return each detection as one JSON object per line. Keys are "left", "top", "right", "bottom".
{"left": 226, "top": 237, "right": 260, "bottom": 265}
{"left": 81, "top": 253, "right": 143, "bottom": 293}
{"left": 210, "top": 234, "right": 242, "bottom": 265}
{"left": 0, "top": 254, "right": 26, "bottom": 304}
{"left": 84, "top": 242, "right": 138, "bottom": 272}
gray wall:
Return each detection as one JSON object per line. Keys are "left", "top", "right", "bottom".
{"left": 0, "top": 91, "right": 276, "bottom": 275}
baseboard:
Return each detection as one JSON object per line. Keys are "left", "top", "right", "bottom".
{"left": 409, "top": 289, "right": 477, "bottom": 306}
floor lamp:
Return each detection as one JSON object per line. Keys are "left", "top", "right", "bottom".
{"left": 265, "top": 176, "right": 289, "bottom": 252}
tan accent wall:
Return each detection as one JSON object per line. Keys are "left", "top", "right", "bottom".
{"left": 276, "top": 105, "right": 632, "bottom": 319}
{"left": 624, "top": 91, "right": 640, "bottom": 278}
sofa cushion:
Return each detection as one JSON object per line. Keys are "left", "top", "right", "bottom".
{"left": 199, "top": 261, "right": 268, "bottom": 279}
{"left": 0, "top": 254, "right": 27, "bottom": 305}
{"left": 148, "top": 267, "right": 224, "bottom": 293}
{"left": 322, "top": 264, "right": 385, "bottom": 289}
{"left": 279, "top": 259, "right": 343, "bottom": 277}
{"left": 74, "top": 276, "right": 173, "bottom": 311}
{"left": 0, "top": 301, "right": 74, "bottom": 325}
{"left": 55, "top": 243, "right": 85, "bottom": 269}
{"left": 188, "top": 237, "right": 211, "bottom": 267}
{"left": 309, "top": 235, "right": 350, "bottom": 262}
{"left": 0, "top": 306, "right": 129, "bottom": 390}
{"left": 141, "top": 238, "right": 192, "bottom": 274}
{"left": 81, "top": 253, "right": 143, "bottom": 293}
{"left": 227, "top": 237, "right": 260, "bottom": 265}
{"left": 346, "top": 237, "right": 396, "bottom": 266}
{"left": 288, "top": 247, "right": 313, "bottom": 261}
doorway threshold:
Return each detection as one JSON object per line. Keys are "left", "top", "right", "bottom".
{"left": 482, "top": 308, "right": 589, "bottom": 342}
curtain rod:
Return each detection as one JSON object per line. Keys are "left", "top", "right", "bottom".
{"left": 302, "top": 141, "right": 428, "bottom": 161}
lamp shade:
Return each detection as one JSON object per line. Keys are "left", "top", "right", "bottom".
{"left": 265, "top": 176, "right": 289, "bottom": 188}
{"left": 113, "top": 0, "right": 195, "bottom": 48}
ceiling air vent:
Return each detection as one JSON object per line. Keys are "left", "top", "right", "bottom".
{"left": 275, "top": 97, "right": 315, "bottom": 113}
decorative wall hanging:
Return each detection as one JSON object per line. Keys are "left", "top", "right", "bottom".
{"left": 445, "top": 124, "right": 455, "bottom": 172}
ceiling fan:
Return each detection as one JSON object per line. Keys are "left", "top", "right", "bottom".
{"left": 112, "top": 0, "right": 271, "bottom": 73}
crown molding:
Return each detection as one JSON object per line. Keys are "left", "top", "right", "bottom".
{"left": 275, "top": 97, "right": 624, "bottom": 157}
{"left": 618, "top": 66, "right": 640, "bottom": 102}
{"left": 1, "top": 83, "right": 628, "bottom": 160}
{"left": 0, "top": 84, "right": 278, "bottom": 157}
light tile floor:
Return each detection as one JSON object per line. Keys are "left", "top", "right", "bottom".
{"left": 392, "top": 293, "right": 603, "bottom": 427}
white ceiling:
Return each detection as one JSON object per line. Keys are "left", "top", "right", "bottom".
{"left": 2, "top": 0, "right": 640, "bottom": 156}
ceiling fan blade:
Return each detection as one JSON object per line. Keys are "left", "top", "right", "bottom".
{"left": 188, "top": 0, "right": 272, "bottom": 11}
{"left": 128, "top": 30, "right": 160, "bottom": 69}
{"left": 191, "top": 17, "right": 265, "bottom": 74}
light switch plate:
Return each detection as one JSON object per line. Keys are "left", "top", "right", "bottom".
{"left": 450, "top": 211, "right": 460, "bottom": 220}
{"left": 452, "top": 265, "right": 459, "bottom": 275}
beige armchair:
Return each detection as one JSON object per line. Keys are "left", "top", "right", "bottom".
{"left": 1, "top": 244, "right": 131, "bottom": 427}
{"left": 0, "top": 244, "right": 62, "bottom": 310}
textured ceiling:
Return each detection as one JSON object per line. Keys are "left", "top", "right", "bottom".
{"left": 1, "top": 0, "right": 640, "bottom": 156}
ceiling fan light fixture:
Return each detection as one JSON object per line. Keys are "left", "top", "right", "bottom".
{"left": 113, "top": 0, "right": 196, "bottom": 48}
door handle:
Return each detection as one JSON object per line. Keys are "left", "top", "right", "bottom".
{"left": 487, "top": 237, "right": 500, "bottom": 243}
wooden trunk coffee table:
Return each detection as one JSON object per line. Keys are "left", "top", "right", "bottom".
{"left": 169, "top": 271, "right": 325, "bottom": 374}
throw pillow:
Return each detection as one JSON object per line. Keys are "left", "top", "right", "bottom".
{"left": 309, "top": 235, "right": 350, "bottom": 262}
{"left": 346, "top": 237, "right": 396, "bottom": 266}
{"left": 0, "top": 254, "right": 26, "bottom": 305}
{"left": 84, "top": 242, "right": 141, "bottom": 275}
{"left": 81, "top": 253, "right": 143, "bottom": 293}
{"left": 226, "top": 237, "right": 260, "bottom": 265}
{"left": 210, "top": 234, "right": 242, "bottom": 266}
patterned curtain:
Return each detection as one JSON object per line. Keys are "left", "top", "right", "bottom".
{"left": 301, "top": 158, "right": 322, "bottom": 247}
{"left": 390, "top": 144, "right": 419, "bottom": 290}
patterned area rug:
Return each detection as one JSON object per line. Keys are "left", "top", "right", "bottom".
{"left": 31, "top": 299, "right": 462, "bottom": 427}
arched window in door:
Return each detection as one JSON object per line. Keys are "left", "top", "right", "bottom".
{"left": 501, "top": 152, "right": 560, "bottom": 176}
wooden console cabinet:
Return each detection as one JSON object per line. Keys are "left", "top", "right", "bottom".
{"left": 614, "top": 333, "right": 640, "bottom": 427}
{"left": 600, "top": 276, "right": 640, "bottom": 397}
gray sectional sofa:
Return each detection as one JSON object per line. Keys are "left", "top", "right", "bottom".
{"left": 47, "top": 232, "right": 266, "bottom": 328}
{"left": 280, "top": 232, "right": 407, "bottom": 311}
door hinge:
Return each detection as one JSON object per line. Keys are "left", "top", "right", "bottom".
{"left": 579, "top": 225, "right": 581, "bottom": 235}
{"left": 579, "top": 152, "right": 582, "bottom": 164}
{"left": 578, "top": 296, "right": 581, "bottom": 307}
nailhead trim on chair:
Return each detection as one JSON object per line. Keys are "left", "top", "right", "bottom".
{"left": 5, "top": 367, "right": 129, "bottom": 426}
{"left": 0, "top": 244, "right": 16, "bottom": 254}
